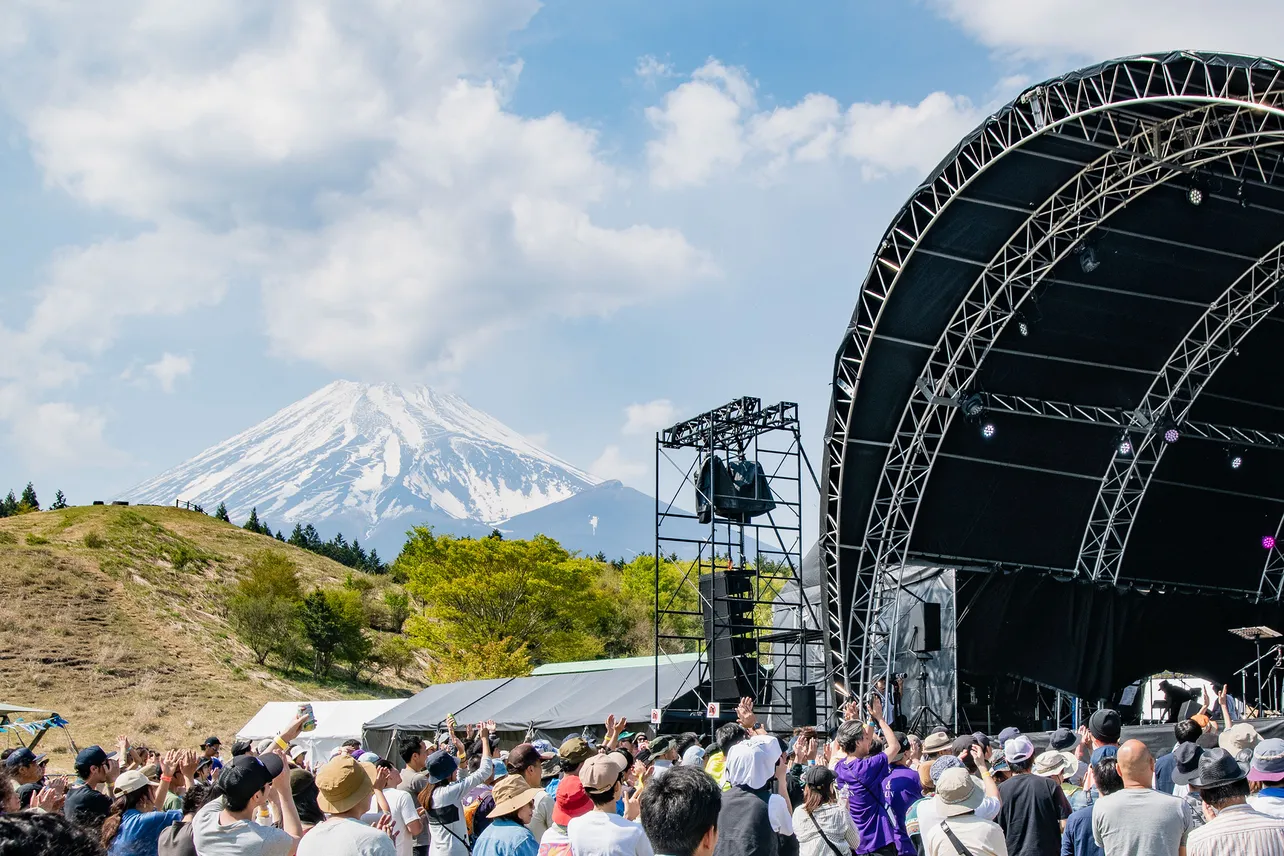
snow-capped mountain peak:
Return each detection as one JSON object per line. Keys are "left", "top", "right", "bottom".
{"left": 126, "top": 381, "right": 600, "bottom": 535}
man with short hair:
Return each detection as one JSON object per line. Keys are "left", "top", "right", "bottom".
{"left": 1091, "top": 740, "right": 1191, "bottom": 856}
{"left": 996, "top": 736, "right": 1071, "bottom": 856}
{"left": 510, "top": 743, "right": 555, "bottom": 842}
{"left": 567, "top": 753, "right": 651, "bottom": 856}
{"left": 640, "top": 766, "right": 720, "bottom": 856}
{"left": 1155, "top": 719, "right": 1204, "bottom": 795}
{"left": 342, "top": 739, "right": 364, "bottom": 756}
{"left": 4, "top": 747, "right": 46, "bottom": 809}
{"left": 398, "top": 736, "right": 433, "bottom": 856}
{"left": 1061, "top": 758, "right": 1122, "bottom": 856}
{"left": 63, "top": 745, "right": 118, "bottom": 830}
{"left": 1081, "top": 710, "right": 1121, "bottom": 800}
{"left": 193, "top": 751, "right": 304, "bottom": 855}
{"left": 1187, "top": 747, "right": 1284, "bottom": 856}
{"left": 202, "top": 737, "right": 224, "bottom": 773}
{"left": 832, "top": 696, "right": 902, "bottom": 856}
{"left": 363, "top": 760, "right": 423, "bottom": 856}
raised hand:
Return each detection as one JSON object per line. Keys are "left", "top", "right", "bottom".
{"left": 180, "top": 749, "right": 199, "bottom": 778}
{"left": 623, "top": 784, "right": 642, "bottom": 821}
{"left": 280, "top": 713, "right": 311, "bottom": 744}
{"left": 160, "top": 750, "right": 179, "bottom": 777}
{"left": 736, "top": 697, "right": 756, "bottom": 729}
{"left": 868, "top": 694, "right": 884, "bottom": 722}
{"left": 842, "top": 700, "right": 860, "bottom": 722}
{"left": 969, "top": 744, "right": 985, "bottom": 766}
{"left": 32, "top": 787, "right": 60, "bottom": 813}
{"left": 606, "top": 714, "right": 617, "bottom": 735}
{"left": 375, "top": 813, "right": 399, "bottom": 842}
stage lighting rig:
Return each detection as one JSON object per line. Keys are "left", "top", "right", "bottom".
{"left": 1157, "top": 416, "right": 1180, "bottom": 444}
{"left": 1117, "top": 434, "right": 1133, "bottom": 456}
{"left": 1075, "top": 243, "right": 1100, "bottom": 273}
{"left": 1229, "top": 450, "right": 1245, "bottom": 470}
{"left": 961, "top": 393, "right": 986, "bottom": 419}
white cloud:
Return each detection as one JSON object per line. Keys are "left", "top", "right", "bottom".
{"left": 930, "top": 1, "right": 1284, "bottom": 64}
{"left": 635, "top": 55, "right": 675, "bottom": 86}
{"left": 622, "top": 399, "right": 679, "bottom": 435}
{"left": 0, "top": 385, "right": 123, "bottom": 469}
{"left": 144, "top": 353, "right": 193, "bottom": 393}
{"left": 646, "top": 60, "right": 983, "bottom": 188}
{"left": 590, "top": 444, "right": 646, "bottom": 483}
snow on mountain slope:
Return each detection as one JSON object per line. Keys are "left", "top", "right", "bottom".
{"left": 125, "top": 381, "right": 601, "bottom": 537}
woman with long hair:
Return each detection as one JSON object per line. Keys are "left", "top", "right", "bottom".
{"left": 418, "top": 723, "right": 496, "bottom": 856}
{"left": 289, "top": 769, "right": 327, "bottom": 834}
{"left": 101, "top": 755, "right": 184, "bottom": 856}
{"left": 791, "top": 765, "right": 859, "bottom": 856}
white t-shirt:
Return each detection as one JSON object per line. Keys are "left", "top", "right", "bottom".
{"left": 1250, "top": 793, "right": 1284, "bottom": 819}
{"left": 768, "top": 794, "right": 794, "bottom": 835}
{"left": 923, "top": 814, "right": 1008, "bottom": 856}
{"left": 915, "top": 788, "right": 1000, "bottom": 838}
{"left": 567, "top": 811, "right": 654, "bottom": 856}
{"left": 298, "top": 816, "right": 397, "bottom": 856}
{"left": 192, "top": 797, "right": 296, "bottom": 856}
{"left": 360, "top": 788, "right": 421, "bottom": 856}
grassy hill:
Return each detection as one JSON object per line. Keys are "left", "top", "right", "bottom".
{"left": 0, "top": 505, "right": 421, "bottom": 771}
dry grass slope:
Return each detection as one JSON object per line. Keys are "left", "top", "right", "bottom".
{"left": 0, "top": 505, "right": 421, "bottom": 772}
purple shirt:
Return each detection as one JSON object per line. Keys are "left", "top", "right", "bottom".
{"left": 834, "top": 754, "right": 894, "bottom": 854}
{"left": 883, "top": 764, "right": 923, "bottom": 855}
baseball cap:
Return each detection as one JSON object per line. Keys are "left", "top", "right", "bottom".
{"left": 357, "top": 752, "right": 381, "bottom": 764}
{"left": 618, "top": 732, "right": 638, "bottom": 742}
{"left": 530, "top": 739, "right": 556, "bottom": 758}
{"left": 202, "top": 736, "right": 221, "bottom": 748}
{"left": 552, "top": 775, "right": 593, "bottom": 826}
{"left": 74, "top": 745, "right": 116, "bottom": 771}
{"left": 315, "top": 756, "right": 376, "bottom": 814}
{"left": 4, "top": 748, "right": 45, "bottom": 769}
{"left": 559, "top": 737, "right": 595, "bottom": 766}
{"left": 996, "top": 727, "right": 1021, "bottom": 745}
{"left": 579, "top": 752, "right": 627, "bottom": 794}
{"left": 930, "top": 755, "right": 963, "bottom": 784}
{"left": 951, "top": 735, "right": 975, "bottom": 756}
{"left": 1088, "top": 709, "right": 1121, "bottom": 743}
{"left": 115, "top": 769, "right": 152, "bottom": 795}
{"left": 1004, "top": 736, "right": 1035, "bottom": 764}
{"left": 218, "top": 754, "right": 285, "bottom": 804}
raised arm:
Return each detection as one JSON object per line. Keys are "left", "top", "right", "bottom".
{"left": 870, "top": 696, "right": 900, "bottom": 761}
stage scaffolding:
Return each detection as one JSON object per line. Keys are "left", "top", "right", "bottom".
{"left": 653, "top": 398, "right": 828, "bottom": 732}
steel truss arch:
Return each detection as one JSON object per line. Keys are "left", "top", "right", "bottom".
{"left": 1078, "top": 243, "right": 1284, "bottom": 584}
{"left": 822, "top": 52, "right": 1284, "bottom": 696}
{"left": 1261, "top": 518, "right": 1284, "bottom": 601}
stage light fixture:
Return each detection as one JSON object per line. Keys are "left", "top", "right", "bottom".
{"left": 1231, "top": 453, "right": 1244, "bottom": 470}
{"left": 961, "top": 393, "right": 986, "bottom": 419}
{"left": 1118, "top": 437, "right": 1133, "bottom": 456}
{"left": 1018, "top": 319, "right": 1030, "bottom": 337}
{"left": 1164, "top": 427, "right": 1180, "bottom": 443}
{"left": 1076, "top": 244, "right": 1100, "bottom": 274}
{"left": 1156, "top": 416, "right": 1180, "bottom": 444}
{"left": 981, "top": 422, "right": 996, "bottom": 439}
{"left": 1187, "top": 186, "right": 1203, "bottom": 206}
{"left": 1264, "top": 535, "right": 1277, "bottom": 550}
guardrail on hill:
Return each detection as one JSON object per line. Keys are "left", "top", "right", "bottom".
{"left": 174, "top": 499, "right": 202, "bottom": 512}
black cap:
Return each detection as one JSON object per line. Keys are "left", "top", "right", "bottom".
{"left": 1191, "top": 747, "right": 1249, "bottom": 789}
{"left": 951, "top": 735, "right": 975, "bottom": 755}
{"left": 74, "top": 745, "right": 115, "bottom": 772}
{"left": 4, "top": 748, "right": 44, "bottom": 768}
{"left": 1049, "top": 728, "right": 1077, "bottom": 751}
{"left": 217, "top": 754, "right": 283, "bottom": 803}
{"left": 1171, "top": 742, "right": 1203, "bottom": 786}
{"left": 997, "top": 727, "right": 1021, "bottom": 744}
{"left": 802, "top": 764, "right": 835, "bottom": 788}
{"left": 202, "top": 736, "right": 221, "bottom": 748}
{"left": 1089, "top": 709, "right": 1122, "bottom": 742}
{"left": 970, "top": 732, "right": 991, "bottom": 750}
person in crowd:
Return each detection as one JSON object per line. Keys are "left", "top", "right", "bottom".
{"left": 567, "top": 753, "right": 649, "bottom": 856}
{"left": 288, "top": 769, "right": 326, "bottom": 835}
{"left": 997, "top": 728, "right": 1021, "bottom": 747}
{"left": 508, "top": 745, "right": 555, "bottom": 843}
{"left": 474, "top": 774, "right": 544, "bottom": 856}
{"left": 1154, "top": 719, "right": 1203, "bottom": 795}
{"left": 1249, "top": 738, "right": 1284, "bottom": 817}
{"left": 1080, "top": 711, "right": 1121, "bottom": 800}
{"left": 418, "top": 722, "right": 495, "bottom": 856}
{"left": 707, "top": 724, "right": 746, "bottom": 788}
{"left": 101, "top": 751, "right": 188, "bottom": 856}
{"left": 66, "top": 745, "right": 120, "bottom": 831}
{"left": 640, "top": 766, "right": 720, "bottom": 856}
{"left": 920, "top": 733, "right": 952, "bottom": 763}
{"left": 1168, "top": 742, "right": 1206, "bottom": 827}
{"left": 398, "top": 736, "right": 434, "bottom": 856}
{"left": 200, "top": 738, "right": 223, "bottom": 774}
{"left": 231, "top": 741, "right": 254, "bottom": 758}
{"left": 361, "top": 760, "right": 422, "bottom": 856}
{"left": 1208, "top": 683, "right": 1247, "bottom": 723}
{"left": 915, "top": 749, "right": 1001, "bottom": 839}
{"left": 904, "top": 759, "right": 934, "bottom": 852}
{"left": 1060, "top": 757, "right": 1121, "bottom": 856}
{"left": 287, "top": 746, "right": 308, "bottom": 769}
{"left": 882, "top": 732, "right": 920, "bottom": 856}
{"left": 192, "top": 722, "right": 306, "bottom": 856}
{"left": 157, "top": 781, "right": 211, "bottom": 856}
{"left": 1186, "top": 747, "right": 1284, "bottom": 856}
{"left": 341, "top": 739, "right": 364, "bottom": 757}
{"left": 1031, "top": 750, "right": 1084, "bottom": 813}
{"left": 548, "top": 738, "right": 596, "bottom": 798}
{"left": 872, "top": 677, "right": 903, "bottom": 730}
{"left": 995, "top": 735, "right": 1070, "bottom": 856}
{"left": 1158, "top": 680, "right": 1199, "bottom": 724}
{"left": 299, "top": 755, "right": 395, "bottom": 855}
{"left": 792, "top": 764, "right": 859, "bottom": 856}
{"left": 767, "top": 741, "right": 796, "bottom": 856}
{"left": 539, "top": 775, "right": 593, "bottom": 856}
{"left": 1220, "top": 722, "right": 1262, "bottom": 756}
{"left": 1047, "top": 729, "right": 1084, "bottom": 788}
{"left": 0, "top": 775, "right": 18, "bottom": 815}
{"left": 647, "top": 737, "right": 680, "bottom": 782}
{"left": 0, "top": 810, "right": 105, "bottom": 856}
{"left": 3, "top": 747, "right": 46, "bottom": 809}
{"left": 922, "top": 767, "right": 1006, "bottom": 856}
{"left": 904, "top": 735, "right": 923, "bottom": 768}
{"left": 832, "top": 696, "right": 901, "bottom": 856}
{"left": 1091, "top": 740, "right": 1190, "bottom": 856}
{"left": 463, "top": 758, "right": 501, "bottom": 840}
{"left": 711, "top": 733, "right": 778, "bottom": 856}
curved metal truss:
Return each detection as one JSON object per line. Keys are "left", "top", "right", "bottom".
{"left": 1261, "top": 516, "right": 1284, "bottom": 601}
{"left": 1078, "top": 242, "right": 1284, "bottom": 583}
{"left": 822, "top": 52, "right": 1284, "bottom": 697}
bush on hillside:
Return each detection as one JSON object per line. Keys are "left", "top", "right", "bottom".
{"left": 227, "top": 551, "right": 303, "bottom": 665}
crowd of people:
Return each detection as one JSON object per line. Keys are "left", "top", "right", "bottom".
{"left": 3, "top": 690, "right": 1284, "bottom": 856}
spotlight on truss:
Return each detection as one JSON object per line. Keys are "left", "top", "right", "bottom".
{"left": 1117, "top": 436, "right": 1133, "bottom": 456}
{"left": 1076, "top": 243, "right": 1100, "bottom": 274}
{"left": 1156, "top": 417, "right": 1180, "bottom": 444}
{"left": 981, "top": 422, "right": 996, "bottom": 439}
{"left": 960, "top": 393, "right": 986, "bottom": 419}
{"left": 1187, "top": 186, "right": 1203, "bottom": 206}
{"left": 1264, "top": 535, "right": 1277, "bottom": 551}
{"left": 1230, "top": 451, "right": 1244, "bottom": 470}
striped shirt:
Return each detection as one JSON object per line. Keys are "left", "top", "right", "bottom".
{"left": 1187, "top": 803, "right": 1284, "bottom": 856}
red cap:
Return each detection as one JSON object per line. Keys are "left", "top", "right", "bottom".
{"left": 552, "top": 775, "right": 593, "bottom": 826}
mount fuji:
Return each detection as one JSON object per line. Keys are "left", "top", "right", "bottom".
{"left": 124, "top": 381, "right": 658, "bottom": 558}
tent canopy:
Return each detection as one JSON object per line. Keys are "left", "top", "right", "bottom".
{"left": 0, "top": 703, "right": 54, "bottom": 718}
{"left": 238, "top": 699, "right": 402, "bottom": 766}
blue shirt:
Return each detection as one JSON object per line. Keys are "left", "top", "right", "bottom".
{"left": 473, "top": 818, "right": 538, "bottom": 856}
{"left": 108, "top": 809, "right": 184, "bottom": 856}
{"left": 1154, "top": 751, "right": 1177, "bottom": 795}
{"left": 1060, "top": 804, "right": 1101, "bottom": 856}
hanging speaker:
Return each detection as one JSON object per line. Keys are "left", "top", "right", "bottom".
{"left": 790, "top": 686, "right": 818, "bottom": 728}
{"left": 907, "top": 602, "right": 941, "bottom": 653}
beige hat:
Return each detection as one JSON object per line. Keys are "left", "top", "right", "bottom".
{"left": 115, "top": 769, "right": 152, "bottom": 795}
{"left": 490, "top": 773, "right": 543, "bottom": 816}
{"left": 314, "top": 755, "right": 375, "bottom": 814}
{"left": 1033, "top": 750, "right": 1072, "bottom": 778}
{"left": 934, "top": 768, "right": 983, "bottom": 817}
{"left": 922, "top": 733, "right": 953, "bottom": 756}
{"left": 579, "top": 752, "right": 627, "bottom": 794}
{"left": 1220, "top": 723, "right": 1262, "bottom": 755}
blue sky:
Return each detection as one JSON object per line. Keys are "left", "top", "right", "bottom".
{"left": 1, "top": 0, "right": 1278, "bottom": 508}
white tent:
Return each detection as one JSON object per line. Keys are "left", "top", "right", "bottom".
{"left": 237, "top": 699, "right": 403, "bottom": 768}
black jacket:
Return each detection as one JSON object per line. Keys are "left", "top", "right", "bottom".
{"left": 713, "top": 785, "right": 779, "bottom": 856}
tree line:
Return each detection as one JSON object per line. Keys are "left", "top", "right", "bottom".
{"left": 0, "top": 483, "right": 68, "bottom": 517}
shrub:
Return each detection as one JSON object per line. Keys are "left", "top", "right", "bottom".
{"left": 226, "top": 551, "right": 304, "bottom": 665}
{"left": 373, "top": 635, "right": 418, "bottom": 680}
{"left": 83, "top": 531, "right": 105, "bottom": 549}
{"left": 25, "top": 533, "right": 49, "bottom": 545}
{"left": 0, "top": 532, "right": 15, "bottom": 545}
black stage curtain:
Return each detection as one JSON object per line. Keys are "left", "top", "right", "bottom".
{"left": 956, "top": 569, "right": 1284, "bottom": 701}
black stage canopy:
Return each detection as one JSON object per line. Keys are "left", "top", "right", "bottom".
{"left": 821, "top": 51, "right": 1284, "bottom": 709}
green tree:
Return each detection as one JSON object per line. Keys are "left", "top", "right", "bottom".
{"left": 244, "top": 507, "right": 262, "bottom": 534}
{"left": 20, "top": 482, "right": 39, "bottom": 512}
{"left": 214, "top": 502, "right": 231, "bottom": 523}
{"left": 1, "top": 491, "right": 17, "bottom": 516}
{"left": 382, "top": 590, "right": 411, "bottom": 633}
{"left": 50, "top": 490, "right": 68, "bottom": 511}
{"left": 298, "top": 587, "right": 368, "bottom": 680}
{"left": 398, "top": 529, "right": 616, "bottom": 676}
{"left": 225, "top": 551, "right": 303, "bottom": 665}
{"left": 372, "top": 635, "right": 418, "bottom": 680}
